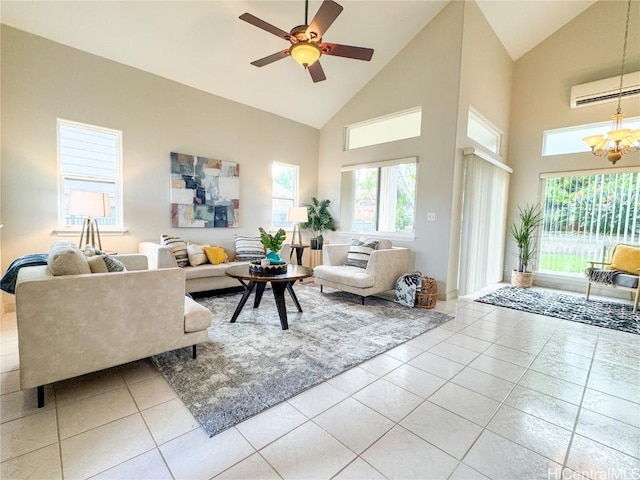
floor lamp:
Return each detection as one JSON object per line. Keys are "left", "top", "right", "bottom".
{"left": 287, "top": 207, "right": 308, "bottom": 246}
{"left": 67, "top": 191, "right": 111, "bottom": 250}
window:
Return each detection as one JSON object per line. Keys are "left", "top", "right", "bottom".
{"left": 271, "top": 162, "right": 299, "bottom": 228}
{"left": 539, "top": 168, "right": 640, "bottom": 275}
{"left": 543, "top": 116, "right": 640, "bottom": 156}
{"left": 58, "top": 119, "right": 122, "bottom": 230}
{"left": 467, "top": 108, "right": 502, "bottom": 155}
{"left": 345, "top": 107, "right": 422, "bottom": 150}
{"left": 340, "top": 157, "right": 417, "bottom": 234}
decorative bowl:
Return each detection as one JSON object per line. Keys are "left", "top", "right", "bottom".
{"left": 249, "top": 260, "right": 287, "bottom": 275}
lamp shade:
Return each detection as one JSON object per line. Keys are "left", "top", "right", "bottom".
{"left": 287, "top": 206, "right": 309, "bottom": 223}
{"left": 68, "top": 191, "right": 111, "bottom": 217}
{"left": 289, "top": 42, "right": 321, "bottom": 68}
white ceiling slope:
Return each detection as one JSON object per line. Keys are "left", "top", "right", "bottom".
{"left": 1, "top": 0, "right": 596, "bottom": 128}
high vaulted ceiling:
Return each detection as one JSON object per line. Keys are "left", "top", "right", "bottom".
{"left": 1, "top": 0, "right": 596, "bottom": 128}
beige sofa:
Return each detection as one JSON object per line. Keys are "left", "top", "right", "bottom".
{"left": 314, "top": 244, "right": 410, "bottom": 304}
{"left": 16, "top": 253, "right": 211, "bottom": 407}
{"left": 139, "top": 241, "right": 291, "bottom": 294}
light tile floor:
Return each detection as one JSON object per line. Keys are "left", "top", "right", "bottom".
{"left": 2, "top": 286, "right": 639, "bottom": 480}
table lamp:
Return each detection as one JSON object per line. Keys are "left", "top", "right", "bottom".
{"left": 67, "top": 191, "right": 111, "bottom": 250}
{"left": 287, "top": 206, "right": 308, "bottom": 246}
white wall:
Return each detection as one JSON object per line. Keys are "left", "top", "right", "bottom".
{"left": 507, "top": 0, "right": 640, "bottom": 286}
{"left": 318, "top": 0, "right": 513, "bottom": 299}
{"left": 0, "top": 25, "right": 319, "bottom": 297}
{"left": 318, "top": 1, "right": 465, "bottom": 299}
{"left": 450, "top": 0, "right": 513, "bottom": 293}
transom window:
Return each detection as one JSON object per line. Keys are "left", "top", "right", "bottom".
{"left": 58, "top": 119, "right": 122, "bottom": 230}
{"left": 543, "top": 116, "right": 640, "bottom": 156}
{"left": 340, "top": 157, "right": 417, "bottom": 234}
{"left": 467, "top": 107, "right": 502, "bottom": 156}
{"left": 345, "top": 107, "right": 422, "bottom": 150}
{"left": 271, "top": 162, "right": 299, "bottom": 229}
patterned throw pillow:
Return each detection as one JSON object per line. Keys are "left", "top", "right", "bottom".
{"left": 187, "top": 243, "right": 209, "bottom": 267}
{"left": 234, "top": 235, "right": 265, "bottom": 261}
{"left": 204, "top": 246, "right": 229, "bottom": 265}
{"left": 161, "top": 234, "right": 189, "bottom": 267}
{"left": 395, "top": 273, "right": 423, "bottom": 308}
{"left": 344, "top": 238, "right": 378, "bottom": 268}
{"left": 102, "top": 254, "right": 126, "bottom": 272}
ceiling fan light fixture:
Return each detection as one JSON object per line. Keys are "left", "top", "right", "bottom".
{"left": 290, "top": 41, "right": 322, "bottom": 68}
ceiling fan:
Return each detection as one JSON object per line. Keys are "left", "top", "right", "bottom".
{"left": 239, "top": 0, "right": 374, "bottom": 83}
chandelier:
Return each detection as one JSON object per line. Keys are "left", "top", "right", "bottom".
{"left": 582, "top": 0, "right": 640, "bottom": 165}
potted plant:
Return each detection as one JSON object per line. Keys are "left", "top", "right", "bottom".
{"left": 259, "top": 227, "right": 286, "bottom": 264}
{"left": 509, "top": 204, "right": 543, "bottom": 288}
{"left": 300, "top": 197, "right": 336, "bottom": 250}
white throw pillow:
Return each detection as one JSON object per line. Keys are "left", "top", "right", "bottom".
{"left": 359, "top": 236, "right": 392, "bottom": 250}
{"left": 48, "top": 241, "right": 91, "bottom": 276}
{"left": 187, "top": 243, "right": 210, "bottom": 267}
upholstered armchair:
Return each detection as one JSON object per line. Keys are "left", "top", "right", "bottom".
{"left": 313, "top": 243, "right": 410, "bottom": 304}
{"left": 585, "top": 243, "right": 640, "bottom": 313}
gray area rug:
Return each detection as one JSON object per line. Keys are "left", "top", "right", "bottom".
{"left": 476, "top": 286, "right": 639, "bottom": 335}
{"left": 152, "top": 283, "right": 452, "bottom": 436}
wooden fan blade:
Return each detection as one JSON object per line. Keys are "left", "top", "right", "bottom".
{"left": 306, "top": 0, "right": 343, "bottom": 40}
{"left": 308, "top": 61, "right": 326, "bottom": 83}
{"left": 251, "top": 50, "right": 289, "bottom": 67}
{"left": 239, "top": 13, "right": 290, "bottom": 40}
{"left": 322, "top": 43, "right": 374, "bottom": 61}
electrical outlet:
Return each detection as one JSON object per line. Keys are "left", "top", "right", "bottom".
{"left": 427, "top": 212, "right": 436, "bottom": 221}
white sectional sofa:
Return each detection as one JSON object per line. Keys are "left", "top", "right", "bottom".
{"left": 138, "top": 241, "right": 291, "bottom": 294}
{"left": 16, "top": 248, "right": 212, "bottom": 407}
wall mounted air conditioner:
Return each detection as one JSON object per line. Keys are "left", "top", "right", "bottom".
{"left": 570, "top": 71, "right": 640, "bottom": 108}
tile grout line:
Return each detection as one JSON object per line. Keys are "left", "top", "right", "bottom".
{"left": 453, "top": 321, "right": 571, "bottom": 473}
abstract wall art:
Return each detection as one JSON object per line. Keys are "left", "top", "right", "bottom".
{"left": 170, "top": 152, "right": 240, "bottom": 228}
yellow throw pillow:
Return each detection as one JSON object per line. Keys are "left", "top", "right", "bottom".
{"left": 608, "top": 244, "right": 640, "bottom": 274}
{"left": 204, "top": 246, "right": 229, "bottom": 265}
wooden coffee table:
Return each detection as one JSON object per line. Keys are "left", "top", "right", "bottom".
{"left": 225, "top": 264, "right": 314, "bottom": 330}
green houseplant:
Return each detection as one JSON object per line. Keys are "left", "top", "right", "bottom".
{"left": 509, "top": 204, "right": 543, "bottom": 288}
{"left": 259, "top": 227, "right": 286, "bottom": 264}
{"left": 300, "top": 197, "right": 336, "bottom": 250}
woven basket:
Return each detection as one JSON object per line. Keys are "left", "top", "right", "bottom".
{"left": 415, "top": 275, "right": 437, "bottom": 309}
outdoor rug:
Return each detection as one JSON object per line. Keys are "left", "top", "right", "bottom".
{"left": 152, "top": 283, "right": 452, "bottom": 437}
{"left": 476, "top": 286, "right": 639, "bottom": 335}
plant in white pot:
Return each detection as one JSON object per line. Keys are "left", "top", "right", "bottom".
{"left": 509, "top": 204, "right": 543, "bottom": 288}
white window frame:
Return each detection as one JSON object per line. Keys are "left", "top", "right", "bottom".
{"left": 538, "top": 166, "right": 640, "bottom": 277}
{"left": 467, "top": 107, "right": 502, "bottom": 156}
{"left": 345, "top": 107, "right": 422, "bottom": 150}
{"left": 271, "top": 162, "right": 300, "bottom": 230}
{"left": 340, "top": 156, "right": 418, "bottom": 239}
{"left": 57, "top": 118, "right": 124, "bottom": 233}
